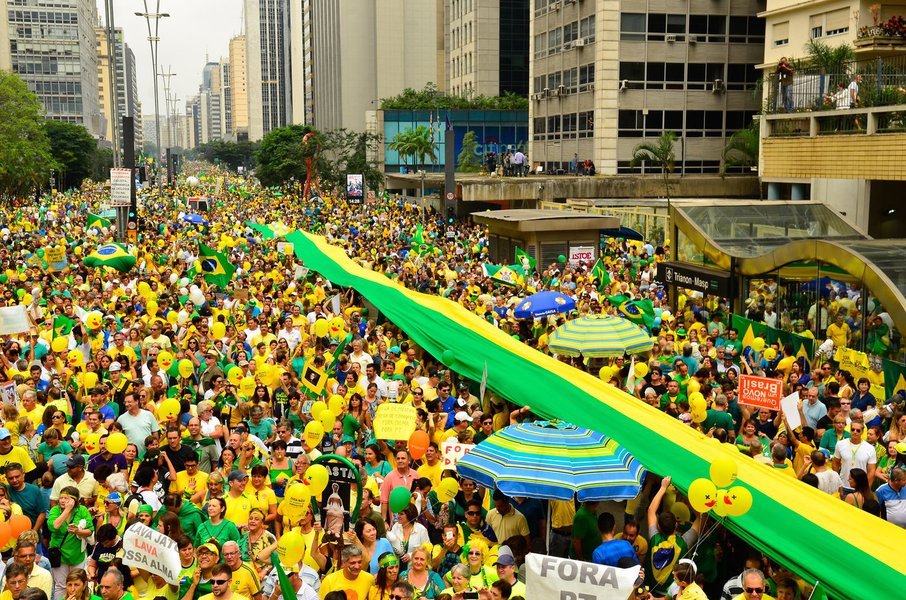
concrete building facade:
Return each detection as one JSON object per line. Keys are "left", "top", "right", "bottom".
{"left": 529, "top": 0, "right": 763, "bottom": 175}
{"left": 96, "top": 27, "right": 141, "bottom": 152}
{"left": 6, "top": 0, "right": 103, "bottom": 137}
{"left": 245, "top": 0, "right": 292, "bottom": 140}
{"left": 229, "top": 35, "right": 249, "bottom": 136}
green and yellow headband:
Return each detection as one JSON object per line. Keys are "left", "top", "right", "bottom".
{"left": 379, "top": 554, "right": 399, "bottom": 569}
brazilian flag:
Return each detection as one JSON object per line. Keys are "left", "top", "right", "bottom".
{"left": 54, "top": 315, "right": 75, "bottom": 336}
{"left": 409, "top": 224, "right": 436, "bottom": 257}
{"left": 198, "top": 243, "right": 236, "bottom": 288}
{"left": 84, "top": 243, "right": 136, "bottom": 273}
{"left": 608, "top": 295, "right": 656, "bottom": 330}
{"left": 515, "top": 247, "right": 536, "bottom": 275}
{"left": 482, "top": 263, "right": 524, "bottom": 287}
{"left": 86, "top": 213, "right": 112, "bottom": 230}
{"left": 591, "top": 259, "right": 611, "bottom": 291}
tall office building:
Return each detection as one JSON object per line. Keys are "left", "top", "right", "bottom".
{"left": 0, "top": 5, "right": 10, "bottom": 70}
{"left": 447, "top": 0, "right": 529, "bottom": 98}
{"left": 96, "top": 27, "right": 142, "bottom": 152}
{"left": 288, "top": 0, "right": 312, "bottom": 126}
{"left": 229, "top": 35, "right": 249, "bottom": 137}
{"left": 6, "top": 0, "right": 103, "bottom": 137}
{"left": 529, "top": 0, "right": 763, "bottom": 174}
{"left": 304, "top": 0, "right": 444, "bottom": 132}
{"left": 246, "top": 0, "right": 292, "bottom": 140}
{"left": 220, "top": 60, "right": 233, "bottom": 139}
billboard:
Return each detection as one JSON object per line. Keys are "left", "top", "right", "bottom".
{"left": 346, "top": 174, "right": 364, "bottom": 205}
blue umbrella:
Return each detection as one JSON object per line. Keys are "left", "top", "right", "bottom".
{"left": 600, "top": 226, "right": 644, "bottom": 242}
{"left": 456, "top": 420, "right": 646, "bottom": 501}
{"left": 513, "top": 291, "right": 575, "bottom": 319}
{"left": 183, "top": 213, "right": 208, "bottom": 225}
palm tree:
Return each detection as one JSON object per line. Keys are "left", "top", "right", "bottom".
{"left": 388, "top": 126, "right": 437, "bottom": 171}
{"left": 722, "top": 121, "right": 760, "bottom": 173}
{"left": 630, "top": 131, "right": 677, "bottom": 201}
{"left": 387, "top": 130, "right": 417, "bottom": 170}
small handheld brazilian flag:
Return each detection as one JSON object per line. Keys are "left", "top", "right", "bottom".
{"left": 197, "top": 243, "right": 236, "bottom": 288}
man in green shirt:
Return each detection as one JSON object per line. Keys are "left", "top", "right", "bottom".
{"left": 659, "top": 380, "right": 686, "bottom": 412}
{"left": 702, "top": 396, "right": 736, "bottom": 433}
{"left": 99, "top": 569, "right": 135, "bottom": 600}
{"left": 570, "top": 501, "right": 600, "bottom": 561}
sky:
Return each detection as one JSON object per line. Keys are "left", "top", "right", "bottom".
{"left": 105, "top": 0, "right": 244, "bottom": 117}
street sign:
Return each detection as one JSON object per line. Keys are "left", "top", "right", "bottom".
{"left": 446, "top": 191, "right": 455, "bottom": 200}
{"left": 110, "top": 168, "right": 132, "bottom": 207}
{"left": 656, "top": 262, "right": 731, "bottom": 296}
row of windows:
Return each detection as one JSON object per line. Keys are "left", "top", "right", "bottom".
{"left": 30, "top": 80, "right": 81, "bottom": 95}
{"left": 620, "top": 13, "right": 764, "bottom": 43}
{"left": 14, "top": 25, "right": 79, "bottom": 40}
{"left": 13, "top": 58, "right": 82, "bottom": 76}
{"left": 533, "top": 64, "right": 595, "bottom": 94}
{"left": 618, "top": 62, "right": 760, "bottom": 91}
{"left": 533, "top": 17, "right": 595, "bottom": 57}
{"left": 617, "top": 160, "right": 751, "bottom": 174}
{"left": 9, "top": 10, "right": 79, "bottom": 24}
{"left": 532, "top": 111, "right": 595, "bottom": 139}
{"left": 617, "top": 110, "right": 756, "bottom": 137}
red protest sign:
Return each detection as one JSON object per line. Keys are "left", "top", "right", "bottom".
{"left": 737, "top": 374, "right": 784, "bottom": 411}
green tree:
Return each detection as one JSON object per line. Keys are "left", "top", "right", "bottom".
{"left": 319, "top": 129, "right": 384, "bottom": 194}
{"left": 630, "top": 131, "right": 677, "bottom": 200}
{"left": 0, "top": 70, "right": 56, "bottom": 198}
{"left": 254, "top": 124, "right": 322, "bottom": 187}
{"left": 91, "top": 147, "right": 114, "bottom": 182}
{"left": 806, "top": 39, "right": 855, "bottom": 78}
{"left": 722, "top": 121, "right": 760, "bottom": 174}
{"left": 457, "top": 130, "right": 481, "bottom": 172}
{"left": 388, "top": 126, "right": 436, "bottom": 171}
{"left": 44, "top": 120, "right": 97, "bottom": 190}
{"left": 195, "top": 140, "right": 258, "bottom": 171}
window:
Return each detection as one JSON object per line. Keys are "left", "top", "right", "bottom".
{"left": 548, "top": 71, "right": 562, "bottom": 88}
{"left": 580, "top": 16, "right": 596, "bottom": 41}
{"left": 619, "top": 61, "right": 645, "bottom": 84}
{"left": 579, "top": 110, "right": 594, "bottom": 137}
{"left": 579, "top": 63, "right": 595, "bottom": 91}
{"left": 563, "top": 113, "right": 577, "bottom": 138}
{"left": 564, "top": 21, "right": 578, "bottom": 44}
{"left": 773, "top": 21, "right": 789, "bottom": 46}
{"left": 667, "top": 14, "right": 686, "bottom": 34}
{"left": 533, "top": 117, "right": 546, "bottom": 140}
{"left": 563, "top": 67, "right": 578, "bottom": 92}
{"left": 548, "top": 27, "right": 563, "bottom": 54}
{"left": 534, "top": 33, "right": 547, "bottom": 58}
{"left": 621, "top": 13, "right": 646, "bottom": 41}
{"left": 810, "top": 9, "right": 849, "bottom": 38}
{"left": 648, "top": 13, "right": 666, "bottom": 40}
{"left": 618, "top": 110, "right": 644, "bottom": 137}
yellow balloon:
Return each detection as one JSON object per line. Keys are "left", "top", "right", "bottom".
{"left": 239, "top": 376, "right": 256, "bottom": 397}
{"left": 243, "top": 261, "right": 252, "bottom": 271}
{"left": 178, "top": 359, "right": 195, "bottom": 379}
{"left": 687, "top": 477, "right": 718, "bottom": 514}
{"left": 157, "top": 351, "right": 175, "bottom": 370}
{"left": 751, "top": 338, "right": 765, "bottom": 352}
{"left": 83, "top": 433, "right": 101, "bottom": 455}
{"left": 67, "top": 350, "right": 84, "bottom": 367}
{"left": 634, "top": 362, "right": 650, "bottom": 379}
{"left": 86, "top": 311, "right": 102, "bottom": 330}
{"left": 227, "top": 366, "right": 244, "bottom": 386}
{"left": 436, "top": 477, "right": 460, "bottom": 503}
{"left": 211, "top": 322, "right": 226, "bottom": 339}
{"left": 276, "top": 529, "right": 306, "bottom": 566}
{"left": 314, "top": 318, "right": 329, "bottom": 338}
{"left": 167, "top": 311, "right": 178, "bottom": 324}
{"left": 51, "top": 337, "right": 68, "bottom": 353}
{"left": 712, "top": 489, "right": 732, "bottom": 517}
{"left": 158, "top": 398, "right": 180, "bottom": 421}
{"left": 318, "top": 408, "right": 337, "bottom": 431}
{"left": 687, "top": 378, "right": 701, "bottom": 395}
{"left": 303, "top": 464, "right": 330, "bottom": 496}
{"left": 106, "top": 432, "right": 129, "bottom": 454}
{"left": 691, "top": 408, "right": 707, "bottom": 423}
{"left": 280, "top": 483, "right": 311, "bottom": 522}
{"left": 146, "top": 300, "right": 159, "bottom": 316}
{"left": 724, "top": 485, "right": 753, "bottom": 517}
{"left": 82, "top": 372, "right": 98, "bottom": 390}
{"left": 328, "top": 394, "right": 345, "bottom": 415}
{"left": 303, "top": 420, "right": 324, "bottom": 448}
{"left": 598, "top": 366, "right": 614, "bottom": 382}
{"left": 709, "top": 457, "right": 739, "bottom": 488}
{"left": 21, "top": 294, "right": 32, "bottom": 306}
{"left": 310, "top": 401, "right": 327, "bottom": 420}
{"left": 138, "top": 282, "right": 151, "bottom": 298}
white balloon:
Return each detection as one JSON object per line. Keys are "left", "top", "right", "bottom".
{"left": 186, "top": 176, "right": 200, "bottom": 187}
{"left": 177, "top": 310, "right": 189, "bottom": 325}
{"left": 179, "top": 287, "right": 188, "bottom": 296}
{"left": 169, "top": 273, "right": 178, "bottom": 284}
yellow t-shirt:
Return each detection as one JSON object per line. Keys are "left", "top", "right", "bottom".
{"left": 0, "top": 447, "right": 36, "bottom": 484}
{"left": 417, "top": 461, "right": 443, "bottom": 490}
{"left": 224, "top": 493, "right": 253, "bottom": 525}
{"left": 319, "top": 570, "right": 374, "bottom": 600}
{"left": 229, "top": 563, "right": 261, "bottom": 599}
{"left": 24, "top": 405, "right": 45, "bottom": 429}
{"left": 248, "top": 486, "right": 278, "bottom": 514}
{"left": 170, "top": 470, "right": 209, "bottom": 507}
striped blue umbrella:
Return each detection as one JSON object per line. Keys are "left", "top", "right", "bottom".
{"left": 456, "top": 420, "right": 646, "bottom": 501}
{"left": 548, "top": 314, "right": 653, "bottom": 358}
{"left": 513, "top": 291, "right": 575, "bottom": 319}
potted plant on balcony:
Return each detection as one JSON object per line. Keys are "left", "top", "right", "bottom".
{"left": 856, "top": 5, "right": 906, "bottom": 47}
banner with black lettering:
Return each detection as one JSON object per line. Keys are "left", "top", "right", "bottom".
{"left": 525, "top": 553, "right": 641, "bottom": 600}
{"left": 122, "top": 522, "right": 182, "bottom": 584}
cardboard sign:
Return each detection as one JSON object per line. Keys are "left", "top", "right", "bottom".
{"left": 373, "top": 403, "right": 418, "bottom": 440}
{"left": 0, "top": 382, "right": 18, "bottom": 409}
{"left": 0, "top": 306, "right": 30, "bottom": 335}
{"left": 110, "top": 168, "right": 132, "bottom": 207}
{"left": 569, "top": 246, "right": 595, "bottom": 267}
{"left": 44, "top": 246, "right": 68, "bottom": 272}
{"left": 122, "top": 523, "right": 181, "bottom": 584}
{"left": 320, "top": 459, "right": 360, "bottom": 536}
{"left": 525, "top": 553, "right": 641, "bottom": 600}
{"left": 442, "top": 439, "right": 475, "bottom": 468}
{"left": 738, "top": 374, "right": 785, "bottom": 411}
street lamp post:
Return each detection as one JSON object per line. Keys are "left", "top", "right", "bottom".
{"left": 135, "top": 1, "right": 169, "bottom": 186}
{"left": 158, "top": 67, "right": 176, "bottom": 182}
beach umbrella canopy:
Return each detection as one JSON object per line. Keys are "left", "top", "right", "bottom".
{"left": 83, "top": 243, "right": 136, "bottom": 273}
{"left": 600, "top": 226, "right": 644, "bottom": 242}
{"left": 548, "top": 314, "right": 653, "bottom": 358}
{"left": 456, "top": 420, "right": 645, "bottom": 501}
{"left": 183, "top": 213, "right": 208, "bottom": 225}
{"left": 513, "top": 291, "right": 575, "bottom": 319}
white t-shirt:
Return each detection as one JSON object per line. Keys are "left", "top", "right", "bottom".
{"left": 834, "top": 439, "right": 877, "bottom": 485}
{"left": 815, "top": 470, "right": 844, "bottom": 495}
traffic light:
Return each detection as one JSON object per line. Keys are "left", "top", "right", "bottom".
{"left": 446, "top": 206, "right": 455, "bottom": 223}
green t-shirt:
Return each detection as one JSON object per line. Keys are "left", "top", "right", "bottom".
{"left": 48, "top": 504, "right": 95, "bottom": 564}
{"left": 341, "top": 413, "right": 360, "bottom": 437}
{"left": 701, "top": 409, "right": 735, "bottom": 432}
{"left": 569, "top": 505, "right": 599, "bottom": 561}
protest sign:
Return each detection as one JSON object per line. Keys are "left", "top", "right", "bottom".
{"left": 373, "top": 403, "right": 417, "bottom": 440}
{"left": 781, "top": 391, "right": 801, "bottom": 430}
{"left": 525, "top": 553, "right": 641, "bottom": 600}
{"left": 738, "top": 374, "right": 784, "bottom": 411}
{"left": 44, "top": 246, "right": 68, "bottom": 272}
{"left": 0, "top": 306, "right": 30, "bottom": 335}
{"left": 442, "top": 439, "right": 474, "bottom": 468}
{"left": 0, "top": 382, "right": 19, "bottom": 409}
{"left": 122, "top": 523, "right": 181, "bottom": 584}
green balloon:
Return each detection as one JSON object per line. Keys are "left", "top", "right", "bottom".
{"left": 558, "top": 254, "right": 566, "bottom": 263}
{"left": 0, "top": 274, "right": 7, "bottom": 284}
{"left": 36, "top": 248, "right": 45, "bottom": 258}
{"left": 389, "top": 486, "right": 411, "bottom": 513}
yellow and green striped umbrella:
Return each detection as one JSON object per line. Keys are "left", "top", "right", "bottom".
{"left": 549, "top": 314, "right": 654, "bottom": 357}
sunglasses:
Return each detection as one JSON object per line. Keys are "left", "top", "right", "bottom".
{"left": 745, "top": 588, "right": 764, "bottom": 595}
{"left": 466, "top": 511, "right": 480, "bottom": 516}
{"left": 390, "top": 595, "right": 406, "bottom": 600}
{"left": 52, "top": 415, "right": 64, "bottom": 420}
{"left": 210, "top": 579, "right": 230, "bottom": 586}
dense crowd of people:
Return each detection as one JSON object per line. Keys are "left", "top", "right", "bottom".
{"left": 0, "top": 167, "right": 901, "bottom": 600}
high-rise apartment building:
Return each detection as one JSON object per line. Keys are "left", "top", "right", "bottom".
{"left": 447, "top": 0, "right": 530, "bottom": 98}
{"left": 288, "top": 0, "right": 312, "bottom": 126}
{"left": 204, "top": 62, "right": 223, "bottom": 142}
{"left": 6, "top": 0, "right": 103, "bottom": 137}
{"left": 96, "top": 27, "right": 142, "bottom": 152}
{"left": 246, "top": 0, "right": 292, "bottom": 140}
{"left": 0, "top": 5, "right": 10, "bottom": 70}
{"left": 529, "top": 0, "right": 763, "bottom": 175}
{"left": 220, "top": 60, "right": 233, "bottom": 139}
{"left": 229, "top": 34, "right": 249, "bottom": 137}
{"left": 303, "top": 0, "right": 444, "bottom": 132}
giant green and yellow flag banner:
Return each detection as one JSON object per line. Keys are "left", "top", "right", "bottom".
{"left": 283, "top": 229, "right": 906, "bottom": 600}
{"left": 733, "top": 314, "right": 814, "bottom": 361}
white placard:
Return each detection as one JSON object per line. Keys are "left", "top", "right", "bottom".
{"left": 442, "top": 439, "right": 475, "bottom": 468}
{"left": 110, "top": 168, "right": 132, "bottom": 207}
{"left": 569, "top": 246, "right": 595, "bottom": 267}
{"left": 525, "top": 553, "right": 641, "bottom": 600}
{"left": 781, "top": 391, "right": 802, "bottom": 431}
{"left": 0, "top": 305, "right": 30, "bottom": 335}
{"left": 122, "top": 522, "right": 182, "bottom": 584}
{"left": 294, "top": 265, "right": 310, "bottom": 280}
{"left": 0, "top": 382, "right": 19, "bottom": 409}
